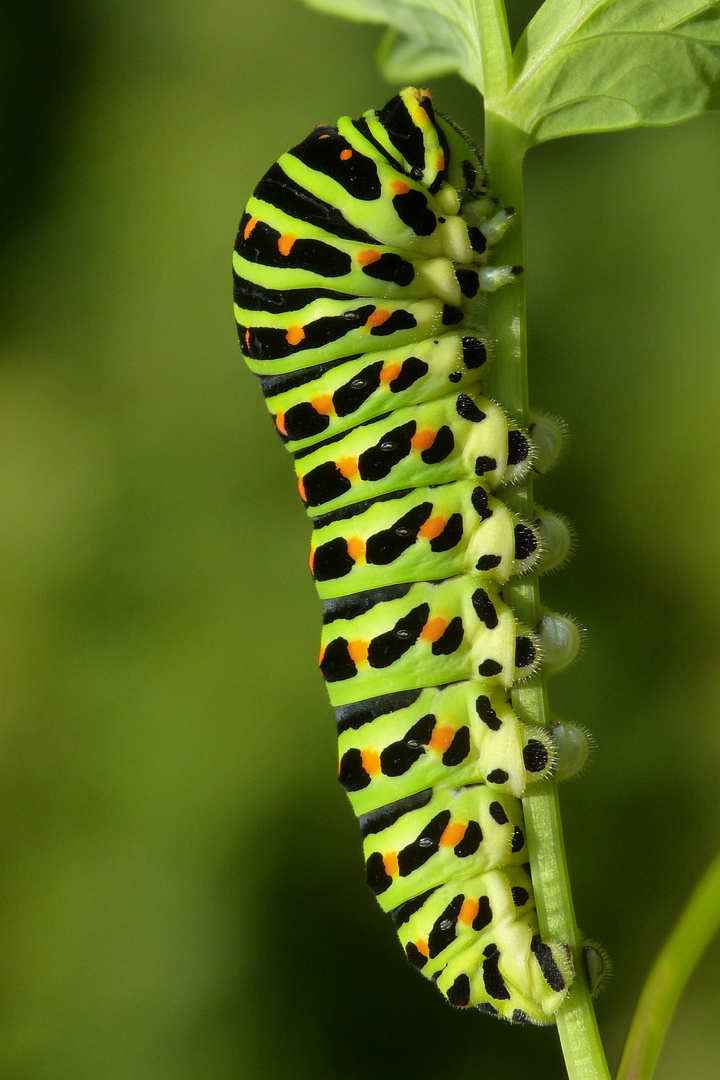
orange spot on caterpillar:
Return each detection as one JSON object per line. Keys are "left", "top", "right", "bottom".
{"left": 440, "top": 821, "right": 467, "bottom": 848}
{"left": 380, "top": 363, "right": 401, "bottom": 384}
{"left": 308, "top": 548, "right": 315, "bottom": 574}
{"left": 414, "top": 938, "right": 430, "bottom": 958}
{"left": 278, "top": 234, "right": 296, "bottom": 256}
{"left": 429, "top": 724, "right": 455, "bottom": 752}
{"left": 361, "top": 748, "right": 381, "bottom": 776}
{"left": 312, "top": 395, "right": 333, "bottom": 416}
{"left": 318, "top": 643, "right": 325, "bottom": 665}
{"left": 421, "top": 617, "right": 448, "bottom": 643}
{"left": 357, "top": 249, "right": 381, "bottom": 266}
{"left": 383, "top": 851, "right": 399, "bottom": 877}
{"left": 418, "top": 516, "right": 446, "bottom": 540}
{"left": 337, "top": 457, "right": 358, "bottom": 480}
{"left": 366, "top": 308, "right": 391, "bottom": 328}
{"left": 436, "top": 153, "right": 445, "bottom": 172}
{"left": 411, "top": 429, "right": 436, "bottom": 451}
{"left": 297, "top": 475, "right": 307, "bottom": 502}
{"left": 286, "top": 325, "right": 305, "bottom": 346}
{"left": 348, "top": 639, "right": 369, "bottom": 665}
{"left": 347, "top": 536, "right": 365, "bottom": 562}
{"left": 391, "top": 180, "right": 410, "bottom": 194}
{"left": 414, "top": 88, "right": 433, "bottom": 106}
{"left": 340, "top": 148, "right": 353, "bottom": 161}
{"left": 318, "top": 132, "right": 330, "bottom": 138}
{"left": 274, "top": 411, "right": 287, "bottom": 437}
{"left": 243, "top": 216, "right": 259, "bottom": 240}
{"left": 458, "top": 898, "right": 480, "bottom": 926}
{"left": 244, "top": 329, "right": 251, "bottom": 350}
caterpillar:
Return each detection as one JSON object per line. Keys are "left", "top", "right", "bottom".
{"left": 234, "top": 87, "right": 583, "bottom": 1024}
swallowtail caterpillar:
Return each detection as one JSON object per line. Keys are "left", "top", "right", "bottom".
{"left": 234, "top": 86, "right": 600, "bottom": 1024}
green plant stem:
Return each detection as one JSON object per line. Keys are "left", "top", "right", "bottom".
{"left": 472, "top": 0, "right": 512, "bottom": 99}
{"left": 616, "top": 846, "right": 720, "bottom": 1080}
{"left": 478, "top": 24, "right": 612, "bottom": 1072}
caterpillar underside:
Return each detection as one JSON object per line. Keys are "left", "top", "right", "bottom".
{"left": 234, "top": 86, "right": 584, "bottom": 1023}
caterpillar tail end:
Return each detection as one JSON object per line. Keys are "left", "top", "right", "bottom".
{"left": 435, "top": 933, "right": 574, "bottom": 1025}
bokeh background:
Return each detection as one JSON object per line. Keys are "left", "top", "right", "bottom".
{"left": 2, "top": 1, "right": 719, "bottom": 1077}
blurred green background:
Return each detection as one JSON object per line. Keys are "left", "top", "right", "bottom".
{"left": 1, "top": 1, "right": 719, "bottom": 1077}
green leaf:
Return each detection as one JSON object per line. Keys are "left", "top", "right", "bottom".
{"left": 378, "top": 26, "right": 471, "bottom": 83}
{"left": 504, "top": 0, "right": 720, "bottom": 143}
{"left": 302, "top": 0, "right": 720, "bottom": 142}
{"left": 302, "top": 0, "right": 484, "bottom": 88}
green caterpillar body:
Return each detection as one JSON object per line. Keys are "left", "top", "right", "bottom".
{"left": 234, "top": 87, "right": 574, "bottom": 1023}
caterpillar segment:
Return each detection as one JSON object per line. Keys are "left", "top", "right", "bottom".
{"left": 392, "top": 867, "right": 573, "bottom": 1023}
{"left": 258, "top": 333, "right": 489, "bottom": 453}
{"left": 336, "top": 684, "right": 553, "bottom": 809}
{"left": 294, "top": 393, "right": 533, "bottom": 513}
{"left": 235, "top": 86, "right": 578, "bottom": 1021}
{"left": 309, "top": 479, "right": 542, "bottom": 599}
{"left": 361, "top": 785, "right": 529, "bottom": 906}
{"left": 319, "top": 578, "right": 540, "bottom": 703}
